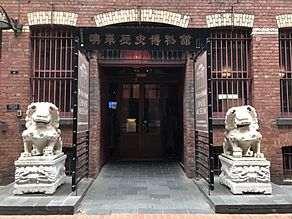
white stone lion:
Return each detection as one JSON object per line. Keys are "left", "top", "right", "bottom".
{"left": 21, "top": 102, "right": 63, "bottom": 157}
{"left": 223, "top": 105, "right": 263, "bottom": 158}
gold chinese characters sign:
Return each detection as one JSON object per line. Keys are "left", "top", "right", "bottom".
{"left": 81, "top": 27, "right": 209, "bottom": 51}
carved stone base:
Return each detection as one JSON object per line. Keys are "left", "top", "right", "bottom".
{"left": 14, "top": 155, "right": 66, "bottom": 195}
{"left": 219, "top": 155, "right": 272, "bottom": 194}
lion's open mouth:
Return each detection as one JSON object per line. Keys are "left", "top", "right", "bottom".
{"left": 237, "top": 123, "right": 250, "bottom": 128}
{"left": 33, "top": 119, "right": 50, "bottom": 124}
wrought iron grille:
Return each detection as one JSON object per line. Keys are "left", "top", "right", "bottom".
{"left": 210, "top": 29, "right": 252, "bottom": 117}
{"left": 30, "top": 28, "right": 74, "bottom": 117}
{"left": 279, "top": 29, "right": 292, "bottom": 117}
{"left": 195, "top": 131, "right": 214, "bottom": 193}
{"left": 72, "top": 130, "right": 89, "bottom": 193}
{"left": 282, "top": 146, "right": 292, "bottom": 180}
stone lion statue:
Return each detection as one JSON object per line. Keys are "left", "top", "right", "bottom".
{"left": 21, "top": 102, "right": 63, "bottom": 157}
{"left": 223, "top": 105, "right": 263, "bottom": 158}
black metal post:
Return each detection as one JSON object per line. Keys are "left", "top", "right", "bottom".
{"left": 195, "top": 130, "right": 199, "bottom": 178}
{"left": 72, "top": 30, "right": 79, "bottom": 193}
{"left": 86, "top": 130, "right": 90, "bottom": 177}
{"left": 206, "top": 39, "right": 214, "bottom": 193}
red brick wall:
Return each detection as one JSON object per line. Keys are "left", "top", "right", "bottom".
{"left": 1, "top": 0, "right": 292, "bottom": 182}
{"left": 88, "top": 55, "right": 102, "bottom": 177}
{"left": 251, "top": 33, "right": 282, "bottom": 181}
{"left": 183, "top": 55, "right": 195, "bottom": 177}
{"left": 0, "top": 31, "right": 30, "bottom": 177}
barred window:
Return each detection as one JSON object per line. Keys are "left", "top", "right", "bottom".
{"left": 282, "top": 146, "right": 292, "bottom": 180}
{"left": 31, "top": 28, "right": 73, "bottom": 117}
{"left": 210, "top": 29, "right": 252, "bottom": 117}
{"left": 279, "top": 29, "right": 292, "bottom": 117}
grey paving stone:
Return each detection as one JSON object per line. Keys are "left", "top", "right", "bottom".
{"left": 150, "top": 194, "right": 171, "bottom": 199}
{"left": 79, "top": 161, "right": 214, "bottom": 214}
{"left": 111, "top": 209, "right": 138, "bottom": 214}
{"left": 138, "top": 208, "right": 164, "bottom": 214}
{"left": 163, "top": 209, "right": 189, "bottom": 214}
{"left": 188, "top": 208, "right": 215, "bottom": 214}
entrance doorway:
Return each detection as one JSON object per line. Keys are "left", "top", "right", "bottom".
{"left": 101, "top": 67, "right": 183, "bottom": 160}
{"left": 120, "top": 82, "right": 162, "bottom": 158}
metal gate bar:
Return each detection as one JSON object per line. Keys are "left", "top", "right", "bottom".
{"left": 194, "top": 41, "right": 214, "bottom": 194}
{"left": 71, "top": 34, "right": 90, "bottom": 194}
{"left": 195, "top": 131, "right": 214, "bottom": 194}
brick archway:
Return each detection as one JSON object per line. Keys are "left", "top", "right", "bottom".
{"left": 206, "top": 13, "right": 255, "bottom": 28}
{"left": 94, "top": 9, "right": 190, "bottom": 28}
{"left": 277, "top": 14, "right": 292, "bottom": 28}
{"left": 27, "top": 11, "right": 78, "bottom": 26}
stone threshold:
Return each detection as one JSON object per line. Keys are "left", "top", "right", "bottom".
{"left": 0, "top": 177, "right": 92, "bottom": 215}
{"left": 194, "top": 177, "right": 292, "bottom": 214}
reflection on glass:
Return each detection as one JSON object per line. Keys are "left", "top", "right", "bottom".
{"left": 121, "top": 84, "right": 140, "bottom": 133}
{"left": 144, "top": 84, "right": 160, "bottom": 134}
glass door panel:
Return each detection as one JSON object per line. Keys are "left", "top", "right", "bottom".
{"left": 121, "top": 84, "right": 140, "bottom": 133}
{"left": 143, "top": 84, "right": 161, "bottom": 134}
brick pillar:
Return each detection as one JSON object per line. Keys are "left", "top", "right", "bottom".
{"left": 251, "top": 28, "right": 283, "bottom": 181}
{"left": 88, "top": 54, "right": 101, "bottom": 178}
{"left": 183, "top": 55, "right": 195, "bottom": 177}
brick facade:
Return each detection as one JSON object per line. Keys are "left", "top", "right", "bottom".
{"left": 94, "top": 9, "right": 190, "bottom": 27}
{"left": 1, "top": 0, "right": 292, "bottom": 182}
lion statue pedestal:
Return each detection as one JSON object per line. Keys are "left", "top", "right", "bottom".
{"left": 14, "top": 102, "right": 66, "bottom": 195}
{"left": 219, "top": 105, "right": 272, "bottom": 194}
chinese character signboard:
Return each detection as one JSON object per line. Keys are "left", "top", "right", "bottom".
{"left": 77, "top": 51, "right": 89, "bottom": 132}
{"left": 81, "top": 27, "right": 209, "bottom": 51}
{"left": 195, "top": 50, "right": 208, "bottom": 133}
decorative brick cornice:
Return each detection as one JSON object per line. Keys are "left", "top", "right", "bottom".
{"left": 276, "top": 14, "right": 292, "bottom": 28}
{"left": 251, "top": 28, "right": 278, "bottom": 35}
{"left": 27, "top": 11, "right": 78, "bottom": 26}
{"left": 94, "top": 9, "right": 190, "bottom": 28}
{"left": 206, "top": 13, "right": 254, "bottom": 28}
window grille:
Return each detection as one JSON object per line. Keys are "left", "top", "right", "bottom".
{"left": 279, "top": 29, "right": 292, "bottom": 117}
{"left": 210, "top": 29, "right": 252, "bottom": 117}
{"left": 282, "top": 146, "right": 292, "bottom": 180}
{"left": 31, "top": 28, "right": 73, "bottom": 117}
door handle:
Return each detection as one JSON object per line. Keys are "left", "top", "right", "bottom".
{"left": 142, "top": 123, "right": 147, "bottom": 133}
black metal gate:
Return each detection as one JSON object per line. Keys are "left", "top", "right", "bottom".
{"left": 72, "top": 33, "right": 90, "bottom": 194}
{"left": 194, "top": 41, "right": 214, "bottom": 194}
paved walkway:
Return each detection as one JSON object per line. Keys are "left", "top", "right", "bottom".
{"left": 78, "top": 161, "right": 213, "bottom": 214}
